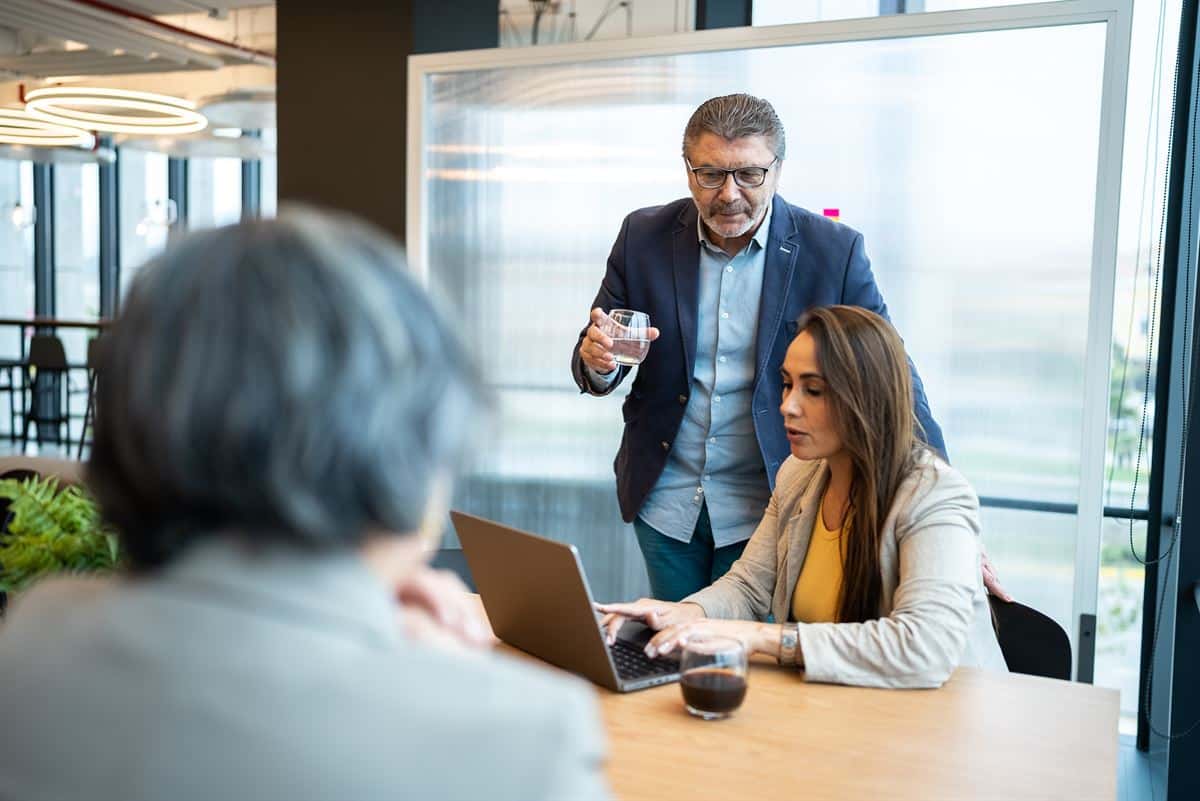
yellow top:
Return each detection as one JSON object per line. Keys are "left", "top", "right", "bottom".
{"left": 790, "top": 498, "right": 847, "bottom": 624}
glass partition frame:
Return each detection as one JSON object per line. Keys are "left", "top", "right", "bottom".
{"left": 408, "top": 0, "right": 1135, "bottom": 678}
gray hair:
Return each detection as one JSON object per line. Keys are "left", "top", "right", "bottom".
{"left": 682, "top": 93, "right": 787, "bottom": 159}
{"left": 88, "top": 206, "right": 484, "bottom": 569}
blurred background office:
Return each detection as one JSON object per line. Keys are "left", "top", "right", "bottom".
{"left": 0, "top": 2, "right": 1197, "bottom": 799}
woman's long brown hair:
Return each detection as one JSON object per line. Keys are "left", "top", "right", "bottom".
{"left": 795, "top": 306, "right": 924, "bottom": 623}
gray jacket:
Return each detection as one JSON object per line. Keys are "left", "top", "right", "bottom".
{"left": 685, "top": 452, "right": 1008, "bottom": 688}
{"left": 0, "top": 541, "right": 610, "bottom": 801}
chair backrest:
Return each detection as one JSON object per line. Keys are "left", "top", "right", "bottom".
{"left": 27, "top": 335, "right": 69, "bottom": 370}
{"left": 86, "top": 337, "right": 102, "bottom": 370}
{"left": 430, "top": 547, "right": 476, "bottom": 592}
{"left": 988, "top": 596, "right": 1072, "bottom": 680}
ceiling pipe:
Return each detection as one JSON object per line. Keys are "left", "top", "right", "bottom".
{"left": 1, "top": 2, "right": 212, "bottom": 66}
{"left": 52, "top": 0, "right": 276, "bottom": 66}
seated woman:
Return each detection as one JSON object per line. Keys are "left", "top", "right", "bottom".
{"left": 600, "top": 305, "right": 1006, "bottom": 688}
{"left": 0, "top": 209, "right": 609, "bottom": 801}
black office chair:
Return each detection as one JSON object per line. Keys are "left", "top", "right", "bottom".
{"left": 20, "top": 335, "right": 72, "bottom": 454}
{"left": 431, "top": 547, "right": 476, "bottom": 592}
{"left": 988, "top": 596, "right": 1072, "bottom": 680}
{"left": 76, "top": 337, "right": 102, "bottom": 459}
{"left": 0, "top": 358, "right": 20, "bottom": 443}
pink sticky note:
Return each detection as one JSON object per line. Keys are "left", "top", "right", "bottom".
{"left": 823, "top": 208, "right": 840, "bottom": 218}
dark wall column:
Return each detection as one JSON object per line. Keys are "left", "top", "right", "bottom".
{"left": 1166, "top": 313, "right": 1200, "bottom": 797}
{"left": 167, "top": 157, "right": 188, "bottom": 234}
{"left": 276, "top": 0, "right": 495, "bottom": 245}
{"left": 242, "top": 130, "right": 262, "bottom": 221}
{"left": 880, "top": 1, "right": 925, "bottom": 14}
{"left": 32, "top": 164, "right": 54, "bottom": 318}
{"left": 1142, "top": 0, "right": 1198, "bottom": 755}
{"left": 31, "top": 163, "right": 59, "bottom": 444}
{"left": 98, "top": 140, "right": 119, "bottom": 319}
{"left": 696, "top": 0, "right": 752, "bottom": 29}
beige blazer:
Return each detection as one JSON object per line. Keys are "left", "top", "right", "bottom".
{"left": 685, "top": 451, "right": 1008, "bottom": 688}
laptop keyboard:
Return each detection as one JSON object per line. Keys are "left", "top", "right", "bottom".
{"left": 609, "top": 637, "right": 679, "bottom": 681}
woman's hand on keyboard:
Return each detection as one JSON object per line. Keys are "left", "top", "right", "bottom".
{"left": 644, "top": 618, "right": 778, "bottom": 659}
{"left": 595, "top": 599, "right": 705, "bottom": 646}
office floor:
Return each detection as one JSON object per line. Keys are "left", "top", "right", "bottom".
{"left": 1121, "top": 735, "right": 1157, "bottom": 801}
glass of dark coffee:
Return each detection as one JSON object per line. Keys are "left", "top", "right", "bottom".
{"left": 679, "top": 636, "right": 748, "bottom": 720}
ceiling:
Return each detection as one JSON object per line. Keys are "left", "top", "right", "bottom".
{"left": 119, "top": 2, "right": 271, "bottom": 12}
{"left": 0, "top": 1, "right": 275, "bottom": 81}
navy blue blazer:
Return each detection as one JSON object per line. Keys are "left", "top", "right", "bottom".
{"left": 571, "top": 196, "right": 946, "bottom": 524}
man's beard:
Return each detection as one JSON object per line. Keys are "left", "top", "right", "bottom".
{"left": 700, "top": 199, "right": 765, "bottom": 238}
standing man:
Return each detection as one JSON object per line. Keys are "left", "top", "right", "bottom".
{"left": 571, "top": 94, "right": 949, "bottom": 602}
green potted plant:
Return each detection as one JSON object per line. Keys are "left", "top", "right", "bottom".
{"left": 0, "top": 474, "right": 120, "bottom": 603}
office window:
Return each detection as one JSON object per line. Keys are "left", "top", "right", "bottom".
{"left": 53, "top": 163, "right": 100, "bottom": 445}
{"left": 188, "top": 157, "right": 242, "bottom": 230}
{"left": 753, "top": 0, "right": 881, "bottom": 25}
{"left": 754, "top": 0, "right": 1049, "bottom": 26}
{"left": 1092, "top": 0, "right": 1183, "bottom": 729}
{"left": 118, "top": 149, "right": 170, "bottom": 299}
{"left": 0, "top": 159, "right": 34, "bottom": 367}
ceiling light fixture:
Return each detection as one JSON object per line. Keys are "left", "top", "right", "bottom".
{"left": 0, "top": 108, "right": 94, "bottom": 147}
{"left": 24, "top": 86, "right": 207, "bottom": 136}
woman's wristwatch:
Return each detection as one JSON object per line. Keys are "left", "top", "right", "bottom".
{"left": 777, "top": 622, "right": 800, "bottom": 667}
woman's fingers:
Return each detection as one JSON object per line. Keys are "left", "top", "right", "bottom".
{"left": 598, "top": 612, "right": 627, "bottom": 645}
{"left": 980, "top": 547, "right": 1014, "bottom": 603}
{"left": 595, "top": 600, "right": 658, "bottom": 619}
{"left": 646, "top": 623, "right": 693, "bottom": 657}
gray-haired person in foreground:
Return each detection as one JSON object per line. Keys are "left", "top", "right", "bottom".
{"left": 0, "top": 208, "right": 610, "bottom": 801}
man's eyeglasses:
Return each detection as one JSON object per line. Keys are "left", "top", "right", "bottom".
{"left": 685, "top": 156, "right": 779, "bottom": 189}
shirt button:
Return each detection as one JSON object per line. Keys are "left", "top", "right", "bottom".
{"left": 697, "top": 486, "right": 704, "bottom": 494}
{"left": 721, "top": 312, "right": 730, "bottom": 319}
{"left": 725, "top": 265, "right": 733, "bottom": 273}
{"left": 719, "top": 355, "right": 727, "bottom": 363}
{"left": 714, "top": 395, "right": 722, "bottom": 403}
{"left": 678, "top": 394, "right": 687, "bottom": 405}
{"left": 661, "top": 441, "right": 670, "bottom": 451}
{"left": 709, "top": 437, "right": 717, "bottom": 444}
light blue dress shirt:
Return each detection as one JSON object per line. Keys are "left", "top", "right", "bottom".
{"left": 636, "top": 205, "right": 774, "bottom": 547}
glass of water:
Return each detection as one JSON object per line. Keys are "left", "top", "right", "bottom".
{"left": 599, "top": 309, "right": 651, "bottom": 366}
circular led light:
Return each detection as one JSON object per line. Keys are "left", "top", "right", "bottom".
{"left": 25, "top": 86, "right": 207, "bottom": 136}
{"left": 0, "top": 108, "right": 94, "bottom": 147}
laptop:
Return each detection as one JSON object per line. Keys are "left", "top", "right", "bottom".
{"left": 451, "top": 510, "right": 681, "bottom": 693}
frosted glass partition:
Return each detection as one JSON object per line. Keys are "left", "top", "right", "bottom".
{"left": 412, "top": 4, "right": 1129, "bottom": 627}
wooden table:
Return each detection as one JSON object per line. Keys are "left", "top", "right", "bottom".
{"left": 474, "top": 599, "right": 1119, "bottom": 800}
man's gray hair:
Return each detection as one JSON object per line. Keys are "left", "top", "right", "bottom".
{"left": 682, "top": 93, "right": 787, "bottom": 159}
{"left": 88, "top": 206, "right": 485, "bottom": 569}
